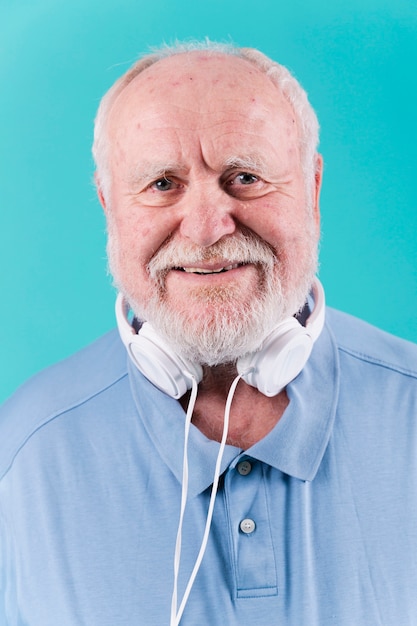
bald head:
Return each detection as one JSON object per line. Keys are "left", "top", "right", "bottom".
{"left": 93, "top": 42, "right": 320, "bottom": 202}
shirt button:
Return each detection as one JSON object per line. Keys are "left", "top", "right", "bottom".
{"left": 237, "top": 460, "right": 252, "bottom": 476}
{"left": 240, "top": 518, "right": 256, "bottom": 534}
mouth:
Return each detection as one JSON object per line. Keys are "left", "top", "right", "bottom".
{"left": 173, "top": 262, "right": 247, "bottom": 275}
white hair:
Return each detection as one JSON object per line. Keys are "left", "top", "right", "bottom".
{"left": 92, "top": 40, "right": 320, "bottom": 202}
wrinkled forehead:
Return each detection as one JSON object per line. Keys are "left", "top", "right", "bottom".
{"left": 107, "top": 52, "right": 296, "bottom": 136}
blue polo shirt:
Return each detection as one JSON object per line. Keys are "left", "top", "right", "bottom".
{"left": 1, "top": 307, "right": 417, "bottom": 625}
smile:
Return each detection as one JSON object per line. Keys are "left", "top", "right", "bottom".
{"left": 174, "top": 263, "right": 245, "bottom": 275}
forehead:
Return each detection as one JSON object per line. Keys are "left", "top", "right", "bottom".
{"left": 107, "top": 52, "right": 299, "bottom": 168}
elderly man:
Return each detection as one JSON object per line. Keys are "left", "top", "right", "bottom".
{"left": 1, "top": 42, "right": 416, "bottom": 626}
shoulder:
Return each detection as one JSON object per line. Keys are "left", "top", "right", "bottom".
{"left": 326, "top": 307, "right": 417, "bottom": 379}
{"left": 0, "top": 330, "right": 128, "bottom": 479}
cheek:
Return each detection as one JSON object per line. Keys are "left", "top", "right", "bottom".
{"left": 236, "top": 203, "right": 291, "bottom": 250}
{"left": 109, "top": 209, "right": 170, "bottom": 267}
{"left": 238, "top": 195, "right": 312, "bottom": 250}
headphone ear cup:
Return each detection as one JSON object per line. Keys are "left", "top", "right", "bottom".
{"left": 128, "top": 323, "right": 203, "bottom": 399}
{"left": 237, "top": 318, "right": 313, "bottom": 397}
{"left": 115, "top": 294, "right": 203, "bottom": 399}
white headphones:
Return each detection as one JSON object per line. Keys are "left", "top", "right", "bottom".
{"left": 115, "top": 277, "right": 325, "bottom": 399}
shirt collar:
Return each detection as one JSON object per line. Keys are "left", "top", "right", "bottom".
{"left": 247, "top": 321, "right": 340, "bottom": 481}
{"left": 128, "top": 361, "right": 241, "bottom": 497}
{"left": 128, "top": 318, "right": 340, "bottom": 495}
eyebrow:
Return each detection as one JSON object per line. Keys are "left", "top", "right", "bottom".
{"left": 125, "top": 162, "right": 184, "bottom": 188}
{"left": 223, "top": 154, "right": 270, "bottom": 176}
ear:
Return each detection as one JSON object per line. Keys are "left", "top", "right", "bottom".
{"left": 94, "top": 172, "right": 108, "bottom": 213}
{"left": 312, "top": 154, "right": 323, "bottom": 232}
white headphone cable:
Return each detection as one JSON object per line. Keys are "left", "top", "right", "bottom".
{"left": 170, "top": 373, "right": 199, "bottom": 625}
{"left": 170, "top": 371, "right": 247, "bottom": 626}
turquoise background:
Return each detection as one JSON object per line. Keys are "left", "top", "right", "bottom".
{"left": 1, "top": 0, "right": 416, "bottom": 403}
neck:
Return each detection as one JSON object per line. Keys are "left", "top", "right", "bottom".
{"left": 180, "top": 363, "right": 289, "bottom": 449}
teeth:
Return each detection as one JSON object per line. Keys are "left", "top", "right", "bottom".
{"left": 182, "top": 264, "right": 240, "bottom": 274}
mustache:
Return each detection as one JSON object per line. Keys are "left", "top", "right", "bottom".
{"left": 147, "top": 231, "right": 277, "bottom": 279}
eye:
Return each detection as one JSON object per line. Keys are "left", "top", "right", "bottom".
{"left": 151, "top": 177, "right": 175, "bottom": 191}
{"left": 236, "top": 172, "right": 259, "bottom": 185}
{"left": 223, "top": 171, "right": 265, "bottom": 197}
{"left": 227, "top": 172, "right": 260, "bottom": 187}
{"left": 142, "top": 174, "right": 184, "bottom": 206}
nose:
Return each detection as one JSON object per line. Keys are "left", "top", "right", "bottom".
{"left": 179, "top": 187, "right": 236, "bottom": 247}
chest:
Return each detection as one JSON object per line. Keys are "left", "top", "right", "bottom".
{"left": 3, "top": 442, "right": 417, "bottom": 626}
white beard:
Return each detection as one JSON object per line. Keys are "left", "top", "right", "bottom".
{"left": 107, "top": 227, "right": 318, "bottom": 367}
